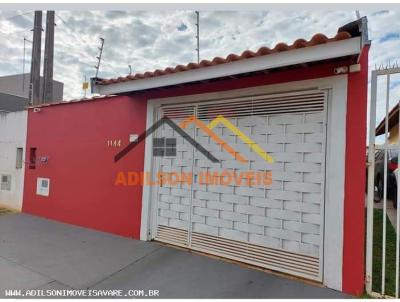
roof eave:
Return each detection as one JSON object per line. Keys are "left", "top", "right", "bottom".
{"left": 376, "top": 104, "right": 399, "bottom": 136}
{"left": 92, "top": 36, "right": 361, "bottom": 96}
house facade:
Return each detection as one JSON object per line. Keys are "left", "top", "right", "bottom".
{"left": 22, "top": 18, "right": 369, "bottom": 295}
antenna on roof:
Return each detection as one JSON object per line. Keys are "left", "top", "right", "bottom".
{"left": 94, "top": 37, "right": 104, "bottom": 79}
{"left": 195, "top": 11, "right": 200, "bottom": 64}
{"left": 355, "top": 10, "right": 361, "bottom": 19}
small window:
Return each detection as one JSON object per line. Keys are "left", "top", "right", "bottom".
{"left": 29, "top": 148, "right": 37, "bottom": 169}
{"left": 1, "top": 175, "right": 11, "bottom": 191}
{"left": 16, "top": 148, "right": 23, "bottom": 169}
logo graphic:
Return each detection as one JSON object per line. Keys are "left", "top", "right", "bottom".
{"left": 180, "top": 115, "right": 274, "bottom": 164}
{"left": 115, "top": 115, "right": 273, "bottom": 164}
{"left": 153, "top": 137, "right": 177, "bottom": 157}
{"left": 114, "top": 116, "right": 219, "bottom": 163}
{"left": 114, "top": 114, "right": 274, "bottom": 187}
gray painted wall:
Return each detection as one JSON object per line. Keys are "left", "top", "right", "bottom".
{"left": 0, "top": 93, "right": 29, "bottom": 112}
{"left": 0, "top": 73, "right": 63, "bottom": 101}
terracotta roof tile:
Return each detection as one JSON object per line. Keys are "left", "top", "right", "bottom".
{"left": 97, "top": 31, "right": 352, "bottom": 86}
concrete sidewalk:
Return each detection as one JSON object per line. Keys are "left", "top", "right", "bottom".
{"left": 0, "top": 213, "right": 350, "bottom": 298}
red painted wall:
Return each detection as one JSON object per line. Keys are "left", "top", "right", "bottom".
{"left": 23, "top": 96, "right": 147, "bottom": 238}
{"left": 342, "top": 45, "right": 370, "bottom": 296}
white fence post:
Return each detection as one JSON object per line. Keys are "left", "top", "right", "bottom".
{"left": 366, "top": 67, "right": 400, "bottom": 298}
{"left": 365, "top": 69, "right": 377, "bottom": 295}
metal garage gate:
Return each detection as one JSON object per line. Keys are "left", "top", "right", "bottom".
{"left": 152, "top": 89, "right": 327, "bottom": 281}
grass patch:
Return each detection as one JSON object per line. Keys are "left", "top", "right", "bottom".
{"left": 0, "top": 207, "right": 13, "bottom": 216}
{"left": 360, "top": 292, "right": 373, "bottom": 299}
{"left": 372, "top": 208, "right": 397, "bottom": 296}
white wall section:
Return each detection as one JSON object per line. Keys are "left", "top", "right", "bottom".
{"left": 0, "top": 110, "right": 27, "bottom": 210}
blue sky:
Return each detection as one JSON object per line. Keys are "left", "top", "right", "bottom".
{"left": 0, "top": 9, "right": 399, "bottom": 136}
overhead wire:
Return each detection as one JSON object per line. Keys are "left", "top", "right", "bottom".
{"left": 0, "top": 11, "right": 34, "bottom": 39}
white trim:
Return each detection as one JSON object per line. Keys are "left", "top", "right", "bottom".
{"left": 94, "top": 38, "right": 360, "bottom": 95}
{"left": 318, "top": 90, "right": 328, "bottom": 282}
{"left": 139, "top": 75, "right": 348, "bottom": 290}
{"left": 140, "top": 103, "right": 157, "bottom": 241}
{"left": 322, "top": 75, "right": 347, "bottom": 291}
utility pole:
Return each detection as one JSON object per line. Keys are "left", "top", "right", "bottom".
{"left": 195, "top": 11, "right": 200, "bottom": 64}
{"left": 94, "top": 37, "right": 104, "bottom": 78}
{"left": 128, "top": 64, "right": 132, "bottom": 75}
{"left": 29, "top": 11, "right": 42, "bottom": 106}
{"left": 43, "top": 11, "right": 55, "bottom": 103}
{"left": 22, "top": 37, "right": 32, "bottom": 92}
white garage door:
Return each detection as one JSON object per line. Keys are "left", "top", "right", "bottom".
{"left": 152, "top": 89, "right": 327, "bottom": 281}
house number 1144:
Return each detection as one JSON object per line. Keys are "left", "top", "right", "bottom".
{"left": 107, "top": 139, "right": 121, "bottom": 147}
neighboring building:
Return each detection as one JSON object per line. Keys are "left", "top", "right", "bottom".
{"left": 376, "top": 103, "right": 399, "bottom": 143}
{"left": 0, "top": 74, "right": 63, "bottom": 207}
{"left": 0, "top": 73, "right": 64, "bottom": 105}
{"left": 0, "top": 92, "right": 29, "bottom": 113}
{"left": 0, "top": 111, "right": 27, "bottom": 210}
{"left": 22, "top": 18, "right": 369, "bottom": 296}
